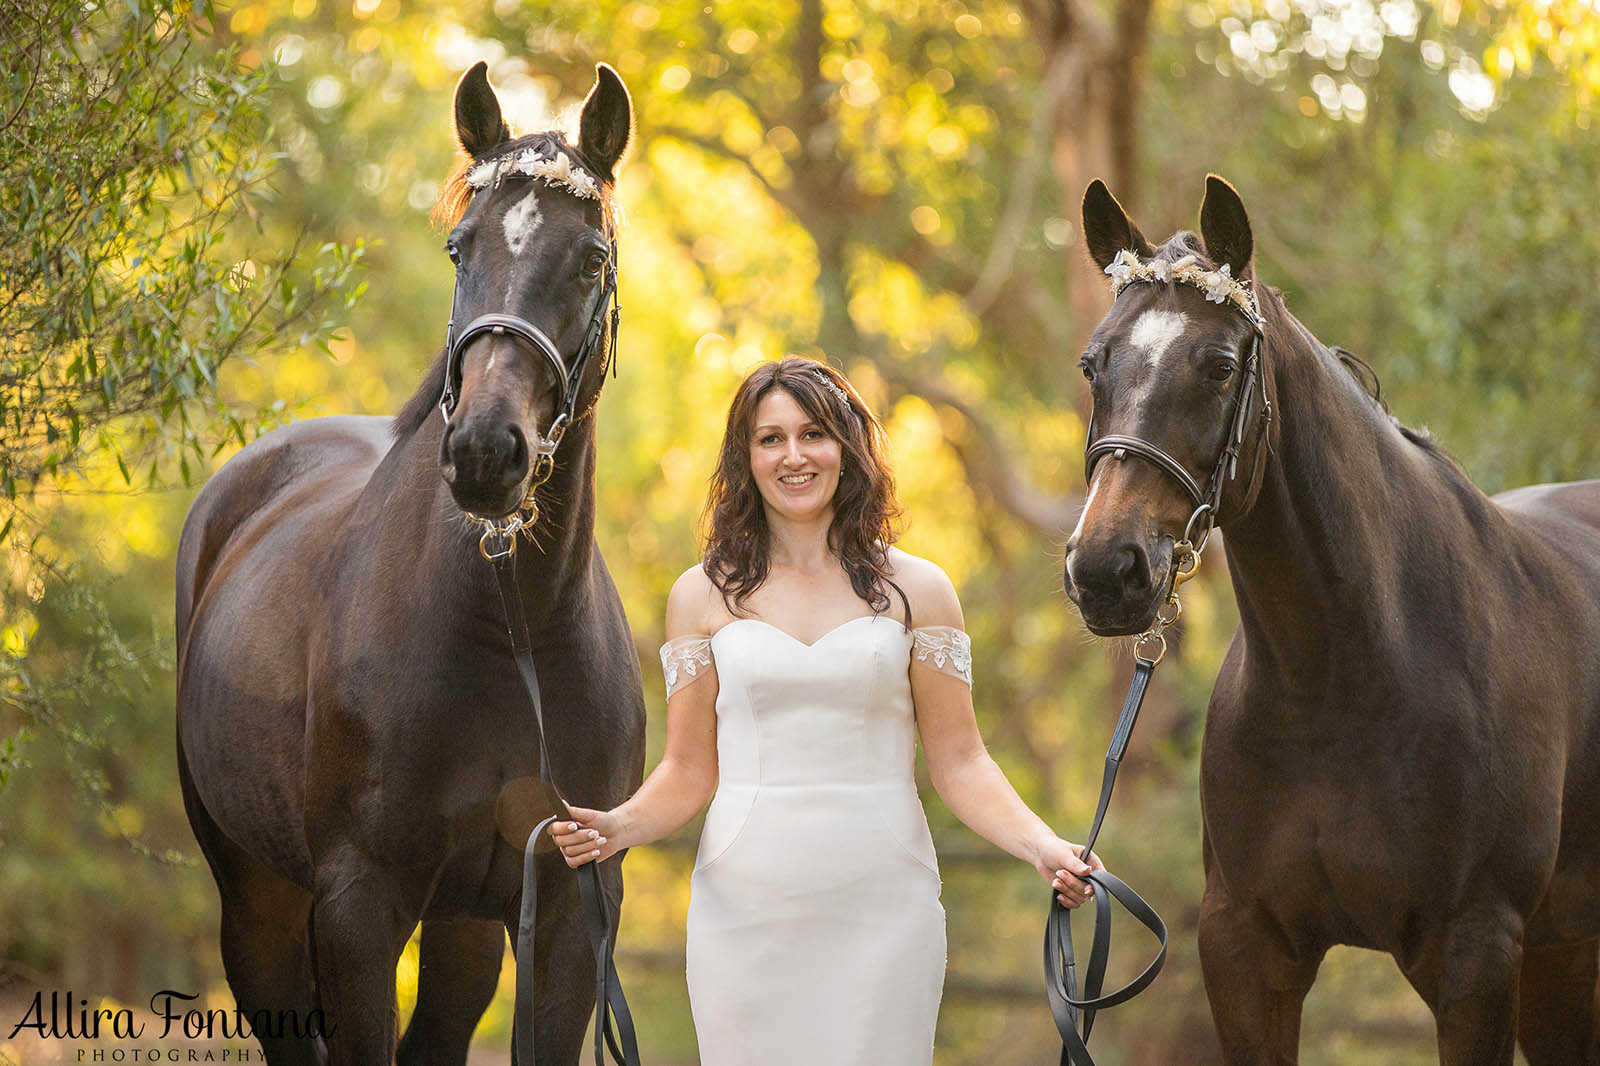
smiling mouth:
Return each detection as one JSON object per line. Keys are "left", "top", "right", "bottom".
{"left": 778, "top": 473, "right": 816, "bottom": 485}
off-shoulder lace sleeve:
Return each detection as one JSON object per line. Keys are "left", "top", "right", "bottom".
{"left": 910, "top": 626, "right": 972, "bottom": 686}
{"left": 660, "top": 635, "right": 714, "bottom": 698}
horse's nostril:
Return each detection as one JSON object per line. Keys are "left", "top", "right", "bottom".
{"left": 506, "top": 425, "right": 528, "bottom": 473}
{"left": 439, "top": 423, "right": 458, "bottom": 482}
{"left": 1115, "top": 542, "right": 1151, "bottom": 593}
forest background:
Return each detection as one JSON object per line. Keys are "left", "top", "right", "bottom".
{"left": 3, "top": 0, "right": 1598, "bottom": 1062}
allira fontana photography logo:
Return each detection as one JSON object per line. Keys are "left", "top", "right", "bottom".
{"left": 6, "top": 989, "right": 333, "bottom": 1060}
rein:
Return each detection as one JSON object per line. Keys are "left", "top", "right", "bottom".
{"left": 1051, "top": 264, "right": 1273, "bottom": 1065}
{"left": 486, "top": 530, "right": 642, "bottom": 1066}
{"left": 441, "top": 219, "right": 640, "bottom": 1065}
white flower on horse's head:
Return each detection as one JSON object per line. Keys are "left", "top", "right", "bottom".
{"left": 1105, "top": 248, "right": 1142, "bottom": 290}
{"left": 1104, "top": 247, "right": 1261, "bottom": 325}
{"left": 465, "top": 145, "right": 603, "bottom": 200}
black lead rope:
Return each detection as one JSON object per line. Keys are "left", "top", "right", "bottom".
{"left": 490, "top": 548, "right": 642, "bottom": 1066}
{"left": 1044, "top": 656, "right": 1170, "bottom": 1066}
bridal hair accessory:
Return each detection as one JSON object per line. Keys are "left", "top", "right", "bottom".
{"left": 813, "top": 368, "right": 852, "bottom": 408}
{"left": 1104, "top": 248, "right": 1263, "bottom": 326}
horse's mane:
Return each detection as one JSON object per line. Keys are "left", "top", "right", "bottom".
{"left": 393, "top": 349, "right": 449, "bottom": 441}
{"left": 392, "top": 130, "right": 617, "bottom": 443}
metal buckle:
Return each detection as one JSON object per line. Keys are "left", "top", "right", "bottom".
{"left": 478, "top": 518, "right": 523, "bottom": 560}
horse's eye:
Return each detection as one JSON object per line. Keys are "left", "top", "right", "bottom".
{"left": 446, "top": 242, "right": 462, "bottom": 267}
{"left": 1209, "top": 359, "right": 1237, "bottom": 382}
{"left": 1079, "top": 361, "right": 1096, "bottom": 384}
{"left": 581, "top": 250, "right": 607, "bottom": 279}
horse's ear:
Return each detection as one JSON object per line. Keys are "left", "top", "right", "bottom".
{"left": 1200, "top": 174, "right": 1254, "bottom": 278}
{"left": 1081, "top": 180, "right": 1154, "bottom": 272}
{"left": 578, "top": 63, "right": 633, "bottom": 183}
{"left": 454, "top": 61, "right": 509, "bottom": 159}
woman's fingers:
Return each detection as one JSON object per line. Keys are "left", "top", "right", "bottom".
{"left": 1051, "top": 869, "right": 1095, "bottom": 903}
{"left": 547, "top": 819, "right": 607, "bottom": 867}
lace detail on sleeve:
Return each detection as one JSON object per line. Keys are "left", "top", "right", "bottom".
{"left": 911, "top": 626, "right": 972, "bottom": 686}
{"left": 660, "top": 635, "right": 714, "bottom": 698}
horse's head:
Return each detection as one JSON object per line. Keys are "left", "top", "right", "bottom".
{"left": 435, "top": 61, "right": 631, "bottom": 519}
{"left": 1063, "top": 176, "right": 1276, "bottom": 635}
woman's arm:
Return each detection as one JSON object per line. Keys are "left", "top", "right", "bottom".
{"left": 900, "top": 555, "right": 1102, "bottom": 907}
{"left": 552, "top": 567, "right": 721, "bottom": 867}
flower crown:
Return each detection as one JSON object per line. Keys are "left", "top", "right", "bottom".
{"left": 1104, "top": 248, "right": 1263, "bottom": 327}
{"left": 467, "top": 145, "right": 602, "bottom": 200}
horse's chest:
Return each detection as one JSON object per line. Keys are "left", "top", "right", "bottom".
{"left": 1200, "top": 718, "right": 1471, "bottom": 940}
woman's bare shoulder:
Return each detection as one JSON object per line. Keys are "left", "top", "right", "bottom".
{"left": 665, "top": 563, "right": 721, "bottom": 639}
{"left": 885, "top": 547, "right": 963, "bottom": 629}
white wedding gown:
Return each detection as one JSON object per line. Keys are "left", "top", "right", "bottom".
{"left": 660, "top": 614, "right": 973, "bottom": 1066}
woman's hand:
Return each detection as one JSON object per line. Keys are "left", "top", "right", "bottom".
{"left": 1035, "top": 837, "right": 1105, "bottom": 909}
{"left": 549, "top": 806, "right": 625, "bottom": 867}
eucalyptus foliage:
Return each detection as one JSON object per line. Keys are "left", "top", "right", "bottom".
{"left": 0, "top": 0, "right": 364, "bottom": 504}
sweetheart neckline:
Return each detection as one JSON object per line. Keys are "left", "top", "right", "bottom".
{"left": 712, "top": 614, "right": 905, "bottom": 650}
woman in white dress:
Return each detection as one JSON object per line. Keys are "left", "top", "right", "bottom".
{"left": 551, "top": 357, "right": 1102, "bottom": 1065}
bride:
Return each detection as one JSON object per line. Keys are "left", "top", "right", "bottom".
{"left": 551, "top": 356, "right": 1101, "bottom": 1065}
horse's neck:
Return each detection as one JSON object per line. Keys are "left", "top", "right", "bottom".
{"left": 509, "top": 419, "right": 600, "bottom": 618}
{"left": 1221, "top": 313, "right": 1496, "bottom": 682}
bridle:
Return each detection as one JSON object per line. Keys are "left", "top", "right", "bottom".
{"left": 1082, "top": 290, "right": 1271, "bottom": 566}
{"left": 438, "top": 221, "right": 620, "bottom": 553}
{"left": 1046, "top": 260, "right": 1274, "bottom": 1066}
{"left": 436, "top": 174, "right": 641, "bottom": 1066}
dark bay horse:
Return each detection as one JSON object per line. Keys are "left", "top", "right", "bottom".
{"left": 175, "top": 62, "right": 645, "bottom": 1066}
{"left": 1063, "top": 175, "right": 1600, "bottom": 1064}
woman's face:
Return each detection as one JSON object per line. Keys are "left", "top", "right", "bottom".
{"left": 747, "top": 388, "right": 843, "bottom": 525}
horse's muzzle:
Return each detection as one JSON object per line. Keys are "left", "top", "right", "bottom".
{"left": 440, "top": 417, "right": 531, "bottom": 517}
{"left": 1063, "top": 535, "right": 1167, "bottom": 636}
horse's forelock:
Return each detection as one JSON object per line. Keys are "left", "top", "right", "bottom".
{"left": 1151, "top": 230, "right": 1207, "bottom": 265}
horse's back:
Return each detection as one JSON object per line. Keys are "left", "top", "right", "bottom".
{"left": 176, "top": 414, "right": 394, "bottom": 884}
{"left": 1495, "top": 478, "right": 1600, "bottom": 543}
{"left": 176, "top": 415, "right": 394, "bottom": 638}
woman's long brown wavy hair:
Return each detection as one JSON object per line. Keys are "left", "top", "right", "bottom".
{"left": 701, "top": 357, "right": 906, "bottom": 619}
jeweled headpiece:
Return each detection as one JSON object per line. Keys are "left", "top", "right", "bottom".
{"left": 812, "top": 368, "right": 852, "bottom": 408}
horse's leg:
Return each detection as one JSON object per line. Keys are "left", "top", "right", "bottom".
{"left": 1516, "top": 937, "right": 1600, "bottom": 1065}
{"left": 311, "top": 855, "right": 416, "bottom": 1066}
{"left": 180, "top": 750, "right": 323, "bottom": 1066}
{"left": 1197, "top": 873, "right": 1324, "bottom": 1065}
{"left": 1398, "top": 905, "right": 1523, "bottom": 1066}
{"left": 507, "top": 852, "right": 601, "bottom": 1066}
{"left": 396, "top": 919, "right": 506, "bottom": 1066}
